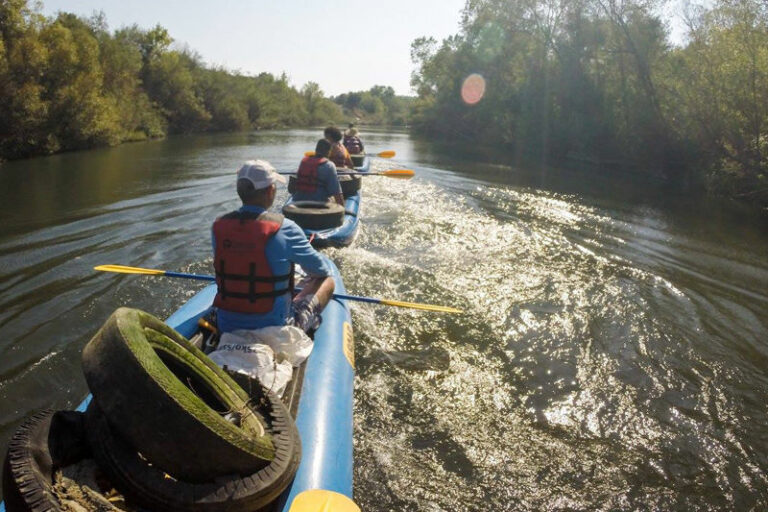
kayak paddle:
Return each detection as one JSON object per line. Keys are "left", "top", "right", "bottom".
{"left": 94, "top": 265, "right": 462, "bottom": 313}
{"left": 304, "top": 150, "right": 395, "bottom": 158}
{"left": 337, "top": 169, "right": 413, "bottom": 179}
{"left": 278, "top": 169, "right": 414, "bottom": 180}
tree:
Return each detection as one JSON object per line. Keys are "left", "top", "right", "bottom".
{"left": 672, "top": 0, "right": 768, "bottom": 200}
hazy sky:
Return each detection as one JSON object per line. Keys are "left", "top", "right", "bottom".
{"left": 40, "top": 0, "right": 467, "bottom": 97}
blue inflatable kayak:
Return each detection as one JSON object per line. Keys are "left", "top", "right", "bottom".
{"left": 0, "top": 255, "right": 355, "bottom": 512}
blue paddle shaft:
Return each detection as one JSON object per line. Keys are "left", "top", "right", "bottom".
{"left": 165, "top": 271, "right": 215, "bottom": 281}
{"left": 327, "top": 293, "right": 379, "bottom": 304}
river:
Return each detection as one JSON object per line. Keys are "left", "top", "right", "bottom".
{"left": 0, "top": 129, "right": 767, "bottom": 510}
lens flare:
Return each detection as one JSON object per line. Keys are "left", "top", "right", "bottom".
{"left": 461, "top": 73, "right": 486, "bottom": 105}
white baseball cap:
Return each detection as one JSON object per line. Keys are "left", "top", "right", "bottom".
{"left": 236, "top": 160, "right": 286, "bottom": 189}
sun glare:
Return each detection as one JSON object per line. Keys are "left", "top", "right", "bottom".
{"left": 461, "top": 73, "right": 486, "bottom": 105}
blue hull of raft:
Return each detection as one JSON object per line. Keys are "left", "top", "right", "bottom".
{"left": 0, "top": 255, "right": 354, "bottom": 512}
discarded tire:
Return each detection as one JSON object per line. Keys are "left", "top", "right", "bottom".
{"left": 338, "top": 175, "right": 361, "bottom": 197}
{"left": 86, "top": 386, "right": 301, "bottom": 512}
{"left": 2, "top": 410, "right": 89, "bottom": 512}
{"left": 81, "top": 307, "right": 274, "bottom": 482}
{"left": 350, "top": 154, "right": 366, "bottom": 167}
{"left": 287, "top": 175, "right": 360, "bottom": 198}
{"left": 282, "top": 201, "right": 345, "bottom": 230}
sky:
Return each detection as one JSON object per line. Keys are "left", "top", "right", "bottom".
{"left": 40, "top": 0, "right": 467, "bottom": 97}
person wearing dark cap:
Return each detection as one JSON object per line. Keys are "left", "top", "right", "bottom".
{"left": 324, "top": 126, "right": 354, "bottom": 168}
{"left": 212, "top": 159, "right": 335, "bottom": 333}
{"left": 292, "top": 139, "right": 344, "bottom": 205}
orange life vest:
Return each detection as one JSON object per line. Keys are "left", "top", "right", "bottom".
{"left": 330, "top": 142, "right": 351, "bottom": 168}
{"left": 212, "top": 210, "right": 294, "bottom": 314}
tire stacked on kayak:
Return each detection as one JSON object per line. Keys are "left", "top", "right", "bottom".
{"left": 2, "top": 410, "right": 90, "bottom": 512}
{"left": 350, "top": 154, "right": 365, "bottom": 168}
{"left": 2, "top": 308, "right": 301, "bottom": 512}
{"left": 282, "top": 201, "right": 346, "bottom": 231}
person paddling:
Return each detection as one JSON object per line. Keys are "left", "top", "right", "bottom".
{"left": 343, "top": 124, "right": 364, "bottom": 155}
{"left": 293, "top": 139, "right": 344, "bottom": 206}
{"left": 324, "top": 126, "right": 354, "bottom": 169}
{"left": 212, "top": 160, "right": 335, "bottom": 333}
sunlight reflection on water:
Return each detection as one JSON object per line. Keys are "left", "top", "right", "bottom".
{"left": 0, "top": 131, "right": 766, "bottom": 510}
{"left": 338, "top": 161, "right": 768, "bottom": 510}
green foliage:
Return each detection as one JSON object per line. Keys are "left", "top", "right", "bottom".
{"left": 333, "top": 85, "right": 413, "bottom": 126}
{"left": 0, "top": 1, "right": 343, "bottom": 160}
{"left": 668, "top": 0, "right": 768, "bottom": 203}
{"left": 409, "top": 0, "right": 768, "bottom": 209}
{"left": 302, "top": 81, "right": 344, "bottom": 125}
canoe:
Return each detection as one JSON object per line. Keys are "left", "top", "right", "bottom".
{"left": 283, "top": 192, "right": 360, "bottom": 249}
{"left": 0, "top": 255, "right": 355, "bottom": 512}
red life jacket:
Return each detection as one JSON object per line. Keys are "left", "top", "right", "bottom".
{"left": 296, "top": 156, "right": 328, "bottom": 193}
{"left": 212, "top": 210, "right": 294, "bottom": 314}
{"left": 343, "top": 135, "right": 363, "bottom": 154}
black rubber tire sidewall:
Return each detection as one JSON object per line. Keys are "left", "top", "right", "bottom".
{"left": 339, "top": 175, "right": 361, "bottom": 198}
{"left": 282, "top": 201, "right": 345, "bottom": 230}
{"left": 350, "top": 154, "right": 365, "bottom": 167}
{"left": 2, "top": 410, "right": 89, "bottom": 512}
{"left": 85, "top": 388, "right": 300, "bottom": 512}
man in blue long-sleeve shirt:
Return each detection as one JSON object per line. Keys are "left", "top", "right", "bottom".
{"left": 212, "top": 160, "right": 335, "bottom": 333}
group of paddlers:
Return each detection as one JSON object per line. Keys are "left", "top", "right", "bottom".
{"left": 212, "top": 124, "right": 366, "bottom": 338}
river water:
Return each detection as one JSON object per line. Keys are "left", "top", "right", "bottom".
{"left": 0, "top": 129, "right": 766, "bottom": 510}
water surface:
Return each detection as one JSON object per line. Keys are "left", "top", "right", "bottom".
{"left": 1, "top": 129, "right": 766, "bottom": 510}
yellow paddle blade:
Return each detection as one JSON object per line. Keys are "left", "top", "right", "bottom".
{"left": 379, "top": 298, "right": 463, "bottom": 313}
{"left": 307, "top": 150, "right": 395, "bottom": 158}
{"left": 380, "top": 169, "right": 414, "bottom": 179}
{"left": 94, "top": 264, "right": 166, "bottom": 276}
{"left": 288, "top": 490, "right": 360, "bottom": 512}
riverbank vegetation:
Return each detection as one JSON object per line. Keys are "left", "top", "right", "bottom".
{"left": 333, "top": 86, "right": 413, "bottom": 126}
{"left": 410, "top": 0, "right": 768, "bottom": 210}
{"left": 0, "top": 0, "right": 345, "bottom": 160}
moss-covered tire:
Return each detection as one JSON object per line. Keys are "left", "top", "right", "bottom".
{"left": 2, "top": 410, "right": 89, "bottom": 512}
{"left": 81, "top": 307, "right": 274, "bottom": 482}
{"left": 85, "top": 386, "right": 300, "bottom": 512}
{"left": 282, "top": 201, "right": 345, "bottom": 230}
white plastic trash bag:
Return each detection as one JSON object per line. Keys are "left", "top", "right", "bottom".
{"left": 208, "top": 325, "right": 314, "bottom": 397}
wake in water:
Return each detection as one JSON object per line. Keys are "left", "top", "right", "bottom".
{"left": 0, "top": 131, "right": 766, "bottom": 509}
{"left": 339, "top": 162, "right": 768, "bottom": 511}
